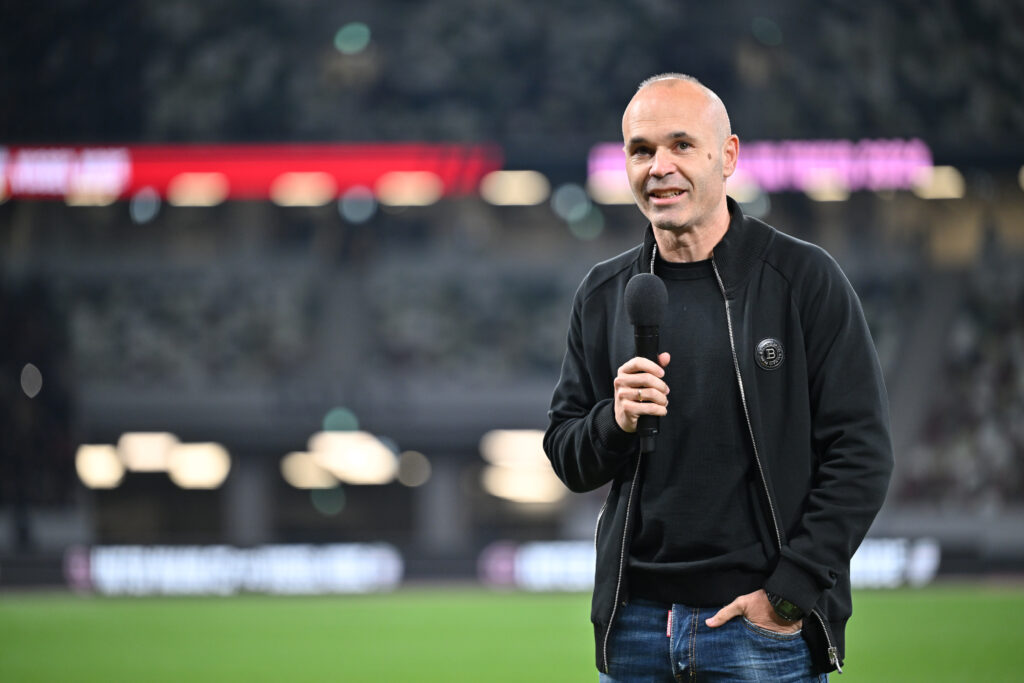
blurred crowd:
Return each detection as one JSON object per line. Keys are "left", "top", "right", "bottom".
{"left": 3, "top": 1, "right": 1022, "bottom": 156}
{"left": 365, "top": 253, "right": 577, "bottom": 383}
{"left": 899, "top": 249, "right": 1024, "bottom": 510}
{"left": 62, "top": 267, "right": 319, "bottom": 390}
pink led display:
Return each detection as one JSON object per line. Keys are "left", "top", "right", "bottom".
{"left": 588, "top": 138, "right": 933, "bottom": 194}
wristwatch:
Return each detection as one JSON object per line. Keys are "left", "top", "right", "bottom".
{"left": 765, "top": 591, "right": 804, "bottom": 622}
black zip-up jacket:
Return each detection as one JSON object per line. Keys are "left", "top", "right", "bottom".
{"left": 544, "top": 198, "right": 893, "bottom": 674}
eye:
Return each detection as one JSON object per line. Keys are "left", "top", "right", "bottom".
{"left": 675, "top": 141, "right": 692, "bottom": 151}
{"left": 631, "top": 146, "right": 652, "bottom": 158}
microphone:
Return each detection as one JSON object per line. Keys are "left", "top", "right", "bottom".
{"left": 624, "top": 273, "right": 668, "bottom": 454}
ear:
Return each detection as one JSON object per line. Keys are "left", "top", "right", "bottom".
{"left": 721, "top": 135, "right": 739, "bottom": 178}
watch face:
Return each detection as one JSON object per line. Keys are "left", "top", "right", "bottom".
{"left": 781, "top": 603, "right": 802, "bottom": 620}
{"left": 768, "top": 592, "right": 803, "bottom": 621}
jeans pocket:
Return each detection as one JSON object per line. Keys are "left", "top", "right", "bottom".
{"left": 740, "top": 617, "right": 803, "bottom": 641}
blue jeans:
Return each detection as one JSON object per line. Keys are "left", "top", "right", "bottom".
{"left": 599, "top": 599, "right": 828, "bottom": 683}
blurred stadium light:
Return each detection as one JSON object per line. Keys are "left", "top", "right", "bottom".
{"left": 309, "top": 431, "right": 399, "bottom": 485}
{"left": 269, "top": 172, "right": 338, "bottom": 207}
{"left": 75, "top": 445, "right": 125, "bottom": 489}
{"left": 334, "top": 22, "right": 372, "bottom": 55}
{"left": 374, "top": 171, "right": 444, "bottom": 206}
{"left": 166, "top": 442, "right": 232, "bottom": 489}
{"left": 19, "top": 362, "right": 42, "bottom": 398}
{"left": 338, "top": 184, "right": 378, "bottom": 222}
{"left": 167, "top": 172, "right": 230, "bottom": 207}
{"left": 479, "top": 170, "right": 551, "bottom": 206}
{"left": 912, "top": 165, "right": 966, "bottom": 200}
{"left": 480, "top": 430, "right": 566, "bottom": 505}
{"left": 281, "top": 451, "right": 339, "bottom": 489}
{"left": 117, "top": 432, "right": 178, "bottom": 473}
{"left": 128, "top": 186, "right": 161, "bottom": 223}
{"left": 396, "top": 451, "right": 432, "bottom": 488}
{"left": 804, "top": 170, "right": 850, "bottom": 202}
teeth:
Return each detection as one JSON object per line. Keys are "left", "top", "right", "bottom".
{"left": 650, "top": 190, "right": 681, "bottom": 198}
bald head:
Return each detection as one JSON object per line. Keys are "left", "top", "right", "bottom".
{"left": 626, "top": 73, "right": 732, "bottom": 145}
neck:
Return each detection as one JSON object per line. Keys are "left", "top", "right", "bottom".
{"left": 652, "top": 201, "right": 730, "bottom": 263}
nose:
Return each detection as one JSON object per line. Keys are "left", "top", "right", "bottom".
{"left": 649, "top": 146, "right": 674, "bottom": 178}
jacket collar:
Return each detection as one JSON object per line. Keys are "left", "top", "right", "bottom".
{"left": 637, "top": 196, "right": 772, "bottom": 296}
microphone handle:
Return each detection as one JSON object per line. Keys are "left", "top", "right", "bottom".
{"left": 634, "top": 326, "right": 660, "bottom": 454}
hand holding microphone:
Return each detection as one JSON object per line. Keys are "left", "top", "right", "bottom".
{"left": 615, "top": 273, "right": 670, "bottom": 453}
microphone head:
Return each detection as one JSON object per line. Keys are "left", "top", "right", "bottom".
{"left": 624, "top": 273, "right": 668, "bottom": 326}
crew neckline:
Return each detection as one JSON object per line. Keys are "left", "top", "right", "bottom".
{"left": 654, "top": 256, "right": 714, "bottom": 280}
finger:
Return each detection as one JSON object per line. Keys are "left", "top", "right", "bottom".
{"left": 616, "top": 383, "right": 669, "bottom": 407}
{"left": 615, "top": 372, "right": 670, "bottom": 397}
{"left": 625, "top": 399, "right": 669, "bottom": 417}
{"left": 618, "top": 356, "right": 666, "bottom": 378}
{"left": 637, "top": 402, "right": 669, "bottom": 417}
{"left": 658, "top": 352, "right": 671, "bottom": 367}
{"left": 705, "top": 600, "right": 741, "bottom": 628}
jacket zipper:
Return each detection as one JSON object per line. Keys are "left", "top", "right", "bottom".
{"left": 812, "top": 609, "right": 843, "bottom": 673}
{"left": 600, "top": 251, "right": 657, "bottom": 673}
{"left": 711, "top": 256, "right": 840, "bottom": 670}
{"left": 594, "top": 499, "right": 608, "bottom": 551}
{"left": 601, "top": 454, "right": 643, "bottom": 673}
{"left": 710, "top": 256, "right": 782, "bottom": 548}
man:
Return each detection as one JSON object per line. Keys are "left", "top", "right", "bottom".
{"left": 543, "top": 73, "right": 893, "bottom": 682}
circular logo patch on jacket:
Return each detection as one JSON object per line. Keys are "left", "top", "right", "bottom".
{"left": 755, "top": 338, "right": 785, "bottom": 370}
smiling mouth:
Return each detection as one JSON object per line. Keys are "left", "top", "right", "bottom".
{"left": 648, "top": 189, "right": 684, "bottom": 199}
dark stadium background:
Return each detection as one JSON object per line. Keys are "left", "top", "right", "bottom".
{"left": 2, "top": 0, "right": 1023, "bottom": 594}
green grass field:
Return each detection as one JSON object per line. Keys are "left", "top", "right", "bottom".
{"left": 2, "top": 584, "right": 1023, "bottom": 681}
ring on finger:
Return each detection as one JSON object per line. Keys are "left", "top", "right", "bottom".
{"left": 636, "top": 388, "right": 643, "bottom": 402}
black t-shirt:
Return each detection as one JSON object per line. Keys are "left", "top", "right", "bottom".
{"left": 627, "top": 255, "right": 769, "bottom": 606}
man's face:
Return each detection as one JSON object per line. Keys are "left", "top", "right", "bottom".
{"left": 621, "top": 81, "right": 737, "bottom": 234}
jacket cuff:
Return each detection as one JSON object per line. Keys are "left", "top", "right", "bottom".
{"left": 764, "top": 555, "right": 823, "bottom": 616}
{"left": 592, "top": 401, "right": 637, "bottom": 454}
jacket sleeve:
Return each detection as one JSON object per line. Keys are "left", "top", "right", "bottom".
{"left": 544, "top": 286, "right": 637, "bottom": 493}
{"left": 764, "top": 251, "right": 894, "bottom": 614}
